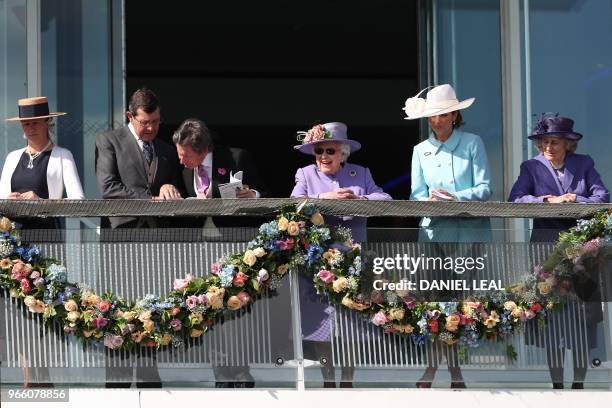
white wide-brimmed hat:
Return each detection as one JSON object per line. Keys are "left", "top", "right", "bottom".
{"left": 402, "top": 84, "right": 475, "bottom": 120}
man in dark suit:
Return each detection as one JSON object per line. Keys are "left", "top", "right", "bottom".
{"left": 95, "top": 87, "right": 182, "bottom": 228}
{"left": 174, "top": 118, "right": 266, "bottom": 230}
{"left": 173, "top": 118, "right": 265, "bottom": 387}
{"left": 95, "top": 88, "right": 181, "bottom": 388}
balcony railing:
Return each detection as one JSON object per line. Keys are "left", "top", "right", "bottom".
{"left": 0, "top": 199, "right": 610, "bottom": 389}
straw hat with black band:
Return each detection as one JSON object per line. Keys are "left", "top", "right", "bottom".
{"left": 6, "top": 97, "right": 66, "bottom": 122}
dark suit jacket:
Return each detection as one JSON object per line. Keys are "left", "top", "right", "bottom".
{"left": 177, "top": 145, "right": 268, "bottom": 228}
{"left": 508, "top": 152, "right": 609, "bottom": 241}
{"left": 95, "top": 125, "right": 181, "bottom": 228}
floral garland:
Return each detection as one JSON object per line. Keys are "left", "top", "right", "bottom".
{"left": 0, "top": 204, "right": 610, "bottom": 357}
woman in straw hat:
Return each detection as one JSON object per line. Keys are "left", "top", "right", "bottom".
{"left": 509, "top": 113, "right": 608, "bottom": 389}
{"left": 403, "top": 84, "right": 492, "bottom": 388}
{"left": 1, "top": 97, "right": 84, "bottom": 227}
{"left": 291, "top": 122, "right": 391, "bottom": 387}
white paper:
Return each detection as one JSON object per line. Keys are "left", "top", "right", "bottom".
{"left": 218, "top": 170, "right": 244, "bottom": 198}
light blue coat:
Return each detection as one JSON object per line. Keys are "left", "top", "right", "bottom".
{"left": 410, "top": 129, "right": 492, "bottom": 242}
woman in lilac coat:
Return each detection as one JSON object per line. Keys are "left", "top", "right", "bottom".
{"left": 509, "top": 113, "right": 609, "bottom": 389}
{"left": 291, "top": 122, "right": 391, "bottom": 387}
{"left": 509, "top": 113, "right": 609, "bottom": 242}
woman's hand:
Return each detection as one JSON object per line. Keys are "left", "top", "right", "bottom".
{"left": 319, "top": 188, "right": 360, "bottom": 199}
{"left": 429, "top": 188, "right": 456, "bottom": 201}
{"left": 18, "top": 191, "right": 40, "bottom": 200}
{"left": 542, "top": 193, "right": 577, "bottom": 203}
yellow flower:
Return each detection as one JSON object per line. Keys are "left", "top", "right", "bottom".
{"left": 287, "top": 221, "right": 300, "bottom": 236}
{"left": 393, "top": 324, "right": 414, "bottom": 334}
{"left": 122, "top": 311, "right": 135, "bottom": 322}
{"left": 253, "top": 247, "right": 266, "bottom": 258}
{"left": 310, "top": 212, "right": 324, "bottom": 226}
{"left": 131, "top": 331, "right": 145, "bottom": 343}
{"left": 142, "top": 320, "right": 155, "bottom": 332}
{"left": 64, "top": 299, "right": 78, "bottom": 312}
{"left": 537, "top": 281, "right": 551, "bottom": 296}
{"left": 82, "top": 330, "right": 94, "bottom": 338}
{"left": 243, "top": 250, "right": 257, "bottom": 267}
{"left": 9, "top": 288, "right": 19, "bottom": 298}
{"left": 0, "top": 258, "right": 12, "bottom": 270}
{"left": 88, "top": 294, "right": 101, "bottom": 306}
{"left": 503, "top": 301, "right": 517, "bottom": 311}
{"left": 322, "top": 250, "right": 334, "bottom": 263}
{"left": 387, "top": 308, "right": 405, "bottom": 321}
{"left": 511, "top": 307, "right": 523, "bottom": 318}
{"left": 93, "top": 331, "right": 104, "bottom": 339}
{"left": 484, "top": 311, "right": 500, "bottom": 329}
{"left": 161, "top": 334, "right": 172, "bottom": 346}
{"left": 277, "top": 264, "right": 289, "bottom": 275}
{"left": 138, "top": 311, "right": 152, "bottom": 322}
{"left": 208, "top": 293, "right": 224, "bottom": 310}
{"left": 66, "top": 311, "right": 80, "bottom": 322}
{"left": 189, "top": 312, "right": 203, "bottom": 325}
{"left": 0, "top": 217, "right": 12, "bottom": 232}
{"left": 332, "top": 277, "right": 348, "bottom": 293}
{"left": 24, "top": 296, "right": 36, "bottom": 308}
{"left": 190, "top": 328, "right": 204, "bottom": 338}
{"left": 227, "top": 296, "right": 242, "bottom": 310}
{"left": 445, "top": 314, "right": 461, "bottom": 332}
{"left": 277, "top": 217, "right": 289, "bottom": 231}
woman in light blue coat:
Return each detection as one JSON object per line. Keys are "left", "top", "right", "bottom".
{"left": 405, "top": 84, "right": 492, "bottom": 242}
{"left": 403, "top": 84, "right": 492, "bottom": 388}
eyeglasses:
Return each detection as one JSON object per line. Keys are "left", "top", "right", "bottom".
{"left": 314, "top": 147, "right": 336, "bottom": 155}
{"left": 132, "top": 117, "right": 162, "bottom": 128}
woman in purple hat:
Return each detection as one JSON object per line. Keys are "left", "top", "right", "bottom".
{"left": 509, "top": 113, "right": 609, "bottom": 241}
{"left": 509, "top": 113, "right": 609, "bottom": 389}
{"left": 291, "top": 122, "right": 391, "bottom": 388}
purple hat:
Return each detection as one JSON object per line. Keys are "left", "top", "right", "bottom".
{"left": 294, "top": 122, "right": 361, "bottom": 155}
{"left": 528, "top": 113, "right": 583, "bottom": 141}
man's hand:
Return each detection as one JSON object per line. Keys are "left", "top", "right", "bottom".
{"left": 154, "top": 184, "right": 182, "bottom": 200}
{"left": 319, "top": 188, "right": 360, "bottom": 200}
{"left": 236, "top": 184, "right": 256, "bottom": 198}
{"left": 7, "top": 192, "right": 22, "bottom": 199}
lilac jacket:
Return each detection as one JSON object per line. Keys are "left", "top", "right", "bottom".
{"left": 291, "top": 163, "right": 391, "bottom": 242}
{"left": 508, "top": 153, "right": 609, "bottom": 241}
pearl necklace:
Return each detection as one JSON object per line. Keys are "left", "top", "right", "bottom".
{"left": 26, "top": 141, "right": 52, "bottom": 169}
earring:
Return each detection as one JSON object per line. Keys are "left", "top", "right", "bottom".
{"left": 452, "top": 121, "right": 456, "bottom": 126}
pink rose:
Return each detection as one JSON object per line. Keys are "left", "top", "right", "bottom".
{"left": 20, "top": 278, "right": 31, "bottom": 293}
{"left": 530, "top": 303, "right": 542, "bottom": 313}
{"left": 233, "top": 272, "right": 248, "bottom": 287}
{"left": 277, "top": 238, "right": 295, "bottom": 251}
{"left": 217, "top": 168, "right": 227, "bottom": 176}
{"left": 33, "top": 277, "right": 45, "bottom": 287}
{"left": 98, "top": 300, "right": 111, "bottom": 313}
{"left": 92, "top": 316, "right": 108, "bottom": 329}
{"left": 197, "top": 294, "right": 208, "bottom": 305}
{"left": 173, "top": 274, "right": 193, "bottom": 291}
{"left": 237, "top": 291, "right": 251, "bottom": 305}
{"left": 104, "top": 334, "right": 124, "bottom": 350}
{"left": 170, "top": 318, "right": 182, "bottom": 331}
{"left": 211, "top": 263, "right": 221, "bottom": 275}
{"left": 404, "top": 300, "right": 416, "bottom": 309}
{"left": 186, "top": 295, "right": 199, "bottom": 309}
{"left": 372, "top": 311, "right": 388, "bottom": 326}
{"left": 524, "top": 310, "right": 536, "bottom": 320}
{"left": 383, "top": 327, "right": 396, "bottom": 334}
{"left": 29, "top": 270, "right": 40, "bottom": 279}
{"left": 171, "top": 307, "right": 181, "bottom": 316}
{"left": 317, "top": 270, "right": 335, "bottom": 284}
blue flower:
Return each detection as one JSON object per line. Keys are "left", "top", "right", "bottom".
{"left": 305, "top": 244, "right": 323, "bottom": 266}
{"left": 219, "top": 266, "right": 235, "bottom": 288}
{"left": 46, "top": 264, "right": 67, "bottom": 284}
{"left": 259, "top": 221, "right": 280, "bottom": 239}
{"left": 302, "top": 204, "right": 316, "bottom": 217}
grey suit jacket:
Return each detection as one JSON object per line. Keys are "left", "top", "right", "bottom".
{"left": 95, "top": 125, "right": 180, "bottom": 228}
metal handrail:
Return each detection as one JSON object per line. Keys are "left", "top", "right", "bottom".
{"left": 0, "top": 198, "right": 610, "bottom": 218}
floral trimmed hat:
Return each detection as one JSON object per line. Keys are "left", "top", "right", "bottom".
{"left": 294, "top": 122, "right": 361, "bottom": 155}
{"left": 402, "top": 84, "right": 475, "bottom": 120}
{"left": 528, "top": 112, "right": 583, "bottom": 141}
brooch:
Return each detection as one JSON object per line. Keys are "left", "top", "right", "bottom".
{"left": 217, "top": 168, "right": 227, "bottom": 176}
{"left": 424, "top": 152, "right": 431, "bottom": 156}
{"left": 349, "top": 170, "right": 357, "bottom": 177}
